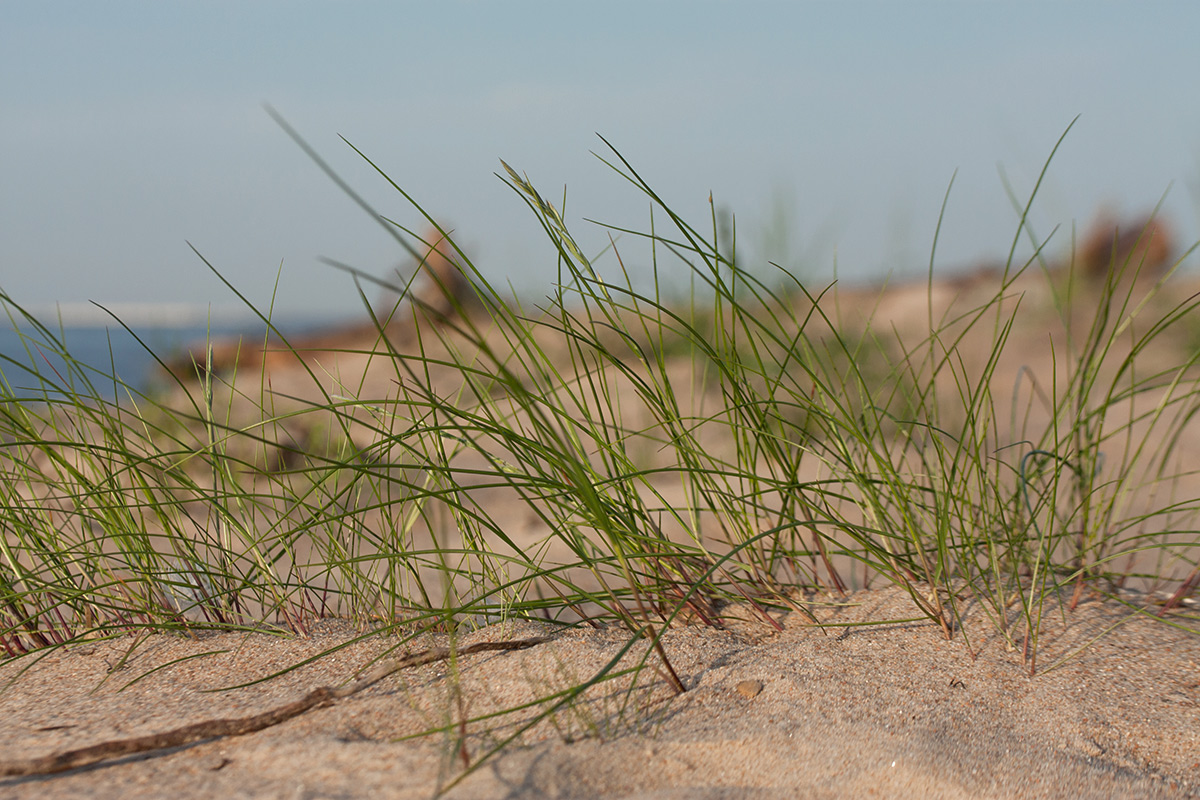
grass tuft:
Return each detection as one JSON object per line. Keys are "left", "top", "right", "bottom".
{"left": 2, "top": 122, "right": 1198, "bottom": 785}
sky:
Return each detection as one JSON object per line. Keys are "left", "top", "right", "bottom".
{"left": 3, "top": 2, "right": 1199, "bottom": 323}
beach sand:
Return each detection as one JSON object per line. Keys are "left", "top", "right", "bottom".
{"left": 5, "top": 264, "right": 1200, "bottom": 798}
{"left": 2, "top": 586, "right": 1197, "bottom": 799}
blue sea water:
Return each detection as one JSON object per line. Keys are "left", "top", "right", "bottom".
{"left": 0, "top": 319, "right": 320, "bottom": 398}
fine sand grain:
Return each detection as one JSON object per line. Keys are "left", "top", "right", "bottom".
{"left": 1, "top": 586, "right": 1197, "bottom": 799}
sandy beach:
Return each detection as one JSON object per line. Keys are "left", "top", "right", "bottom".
{"left": 4, "top": 232, "right": 1200, "bottom": 798}
{"left": 1, "top": 585, "right": 1196, "bottom": 799}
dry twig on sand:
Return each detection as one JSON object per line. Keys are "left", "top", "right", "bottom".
{"left": 0, "top": 636, "right": 551, "bottom": 778}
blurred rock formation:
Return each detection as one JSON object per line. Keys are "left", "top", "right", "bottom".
{"left": 392, "top": 226, "right": 478, "bottom": 323}
{"left": 1075, "top": 211, "right": 1174, "bottom": 279}
{"left": 941, "top": 209, "right": 1176, "bottom": 293}
{"left": 165, "top": 225, "right": 479, "bottom": 381}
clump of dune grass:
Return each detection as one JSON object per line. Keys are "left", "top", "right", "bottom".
{"left": 1, "top": 119, "right": 1199, "bottom": 788}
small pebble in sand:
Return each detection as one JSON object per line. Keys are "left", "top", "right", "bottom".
{"left": 735, "top": 679, "right": 764, "bottom": 699}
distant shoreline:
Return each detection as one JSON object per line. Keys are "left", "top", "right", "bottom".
{"left": 0, "top": 312, "right": 353, "bottom": 394}
{"left": 14, "top": 303, "right": 347, "bottom": 329}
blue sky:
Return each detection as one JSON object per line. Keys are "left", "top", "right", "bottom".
{"left": 3, "top": 2, "right": 1198, "bottom": 320}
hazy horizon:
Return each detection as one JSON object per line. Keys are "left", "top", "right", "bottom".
{"left": 4, "top": 2, "right": 1199, "bottom": 320}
